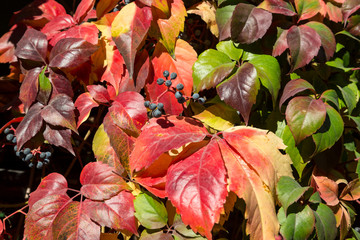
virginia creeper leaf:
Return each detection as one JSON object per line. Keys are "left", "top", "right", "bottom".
{"left": 130, "top": 116, "right": 208, "bottom": 173}
{"left": 52, "top": 201, "right": 100, "bottom": 239}
{"left": 258, "top": 0, "right": 296, "bottom": 16}
{"left": 84, "top": 191, "right": 137, "bottom": 234}
{"left": 37, "top": 66, "right": 52, "bottom": 105}
{"left": 312, "top": 104, "right": 344, "bottom": 154}
{"left": 87, "top": 85, "right": 110, "bottom": 103}
{"left": 192, "top": 49, "right": 235, "bottom": 92}
{"left": 16, "top": 102, "right": 44, "bottom": 150}
{"left": 111, "top": 2, "right": 152, "bottom": 78}
{"left": 216, "top": 40, "right": 243, "bottom": 61}
{"left": 216, "top": 62, "right": 259, "bottom": 125}
{"left": 286, "top": 96, "right": 326, "bottom": 144}
{"left": 43, "top": 125, "right": 75, "bottom": 155}
{"left": 216, "top": 5, "right": 236, "bottom": 41}
{"left": 313, "top": 203, "right": 338, "bottom": 240}
{"left": 166, "top": 139, "right": 228, "bottom": 239}
{"left": 94, "top": 11, "right": 118, "bottom": 43}
{"left": 187, "top": 1, "right": 218, "bottom": 37}
{"left": 279, "top": 79, "right": 315, "bottom": 109}
{"left": 140, "top": 230, "right": 173, "bottom": 240}
{"left": 15, "top": 28, "right": 47, "bottom": 63}
{"left": 49, "top": 38, "right": 98, "bottom": 68}
{"left": 41, "top": 94, "right": 77, "bottom": 133}
{"left": 49, "top": 71, "right": 74, "bottom": 98}
{"left": 231, "top": 3, "right": 272, "bottom": 44}
{"left": 107, "top": 101, "right": 139, "bottom": 137}
{"left": 320, "top": 89, "right": 339, "bottom": 109}
{"left": 312, "top": 174, "right": 339, "bottom": 206}
{"left": 287, "top": 25, "right": 321, "bottom": 71}
{"left": 338, "top": 83, "right": 358, "bottom": 115}
{"left": 342, "top": 0, "right": 360, "bottom": 23}
{"left": 49, "top": 23, "right": 99, "bottom": 46}
{"left": 295, "top": 0, "right": 321, "bottom": 21}
{"left": 273, "top": 28, "right": 289, "bottom": 57}
{"left": 75, "top": 92, "right": 99, "bottom": 128}
{"left": 41, "top": 14, "right": 76, "bottom": 39}
{"left": 80, "top": 162, "right": 128, "bottom": 201}
{"left": 19, "top": 67, "right": 42, "bottom": 111}
{"left": 134, "top": 192, "right": 168, "bottom": 229}
{"left": 340, "top": 178, "right": 360, "bottom": 201}
{"left": 73, "top": 0, "right": 95, "bottom": 23}
{"left": 96, "top": 0, "right": 119, "bottom": 19}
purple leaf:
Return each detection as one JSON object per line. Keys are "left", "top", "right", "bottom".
{"left": 258, "top": 0, "right": 296, "bottom": 16}
{"left": 16, "top": 102, "right": 44, "bottom": 150}
{"left": 279, "top": 79, "right": 316, "bottom": 109}
{"left": 49, "top": 70, "right": 74, "bottom": 98}
{"left": 231, "top": 3, "right": 272, "bottom": 44}
{"left": 19, "top": 67, "right": 42, "bottom": 111}
{"left": 49, "top": 38, "right": 98, "bottom": 68}
{"left": 273, "top": 29, "right": 288, "bottom": 57}
{"left": 216, "top": 62, "right": 259, "bottom": 125}
{"left": 287, "top": 25, "right": 321, "bottom": 71}
{"left": 216, "top": 5, "right": 236, "bottom": 41}
{"left": 41, "top": 94, "right": 77, "bottom": 133}
{"left": 15, "top": 29, "right": 48, "bottom": 63}
{"left": 43, "top": 124, "right": 75, "bottom": 155}
{"left": 342, "top": 0, "right": 360, "bottom": 23}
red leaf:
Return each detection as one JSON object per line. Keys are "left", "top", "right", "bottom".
{"left": 295, "top": 0, "right": 321, "bottom": 21}
{"left": 43, "top": 125, "right": 75, "bottom": 155}
{"left": 14, "top": 28, "right": 48, "bottom": 63}
{"left": 84, "top": 191, "right": 137, "bottom": 234}
{"left": 49, "top": 23, "right": 99, "bottom": 46}
{"left": 340, "top": 179, "right": 360, "bottom": 201}
{"left": 94, "top": 12, "right": 118, "bottom": 44}
{"left": 258, "top": 0, "right": 296, "bottom": 16}
{"left": 75, "top": 92, "right": 99, "bottom": 128}
{"left": 133, "top": 49, "right": 151, "bottom": 92}
{"left": 287, "top": 25, "right": 321, "bottom": 71}
{"left": 147, "top": 39, "right": 197, "bottom": 115}
{"left": 342, "top": 0, "right": 360, "bottom": 23}
{"left": 74, "top": 0, "right": 96, "bottom": 23}
{"left": 19, "top": 67, "right": 42, "bottom": 111}
{"left": 114, "top": 91, "right": 148, "bottom": 130}
{"left": 87, "top": 85, "right": 111, "bottom": 103}
{"left": 16, "top": 102, "right": 44, "bottom": 150}
{"left": 0, "top": 30, "right": 17, "bottom": 63}
{"left": 166, "top": 139, "right": 228, "bottom": 239}
{"left": 279, "top": 78, "right": 315, "bottom": 109}
{"left": 130, "top": 116, "right": 208, "bottom": 173}
{"left": 49, "top": 38, "right": 98, "bottom": 68}
{"left": 96, "top": 0, "right": 119, "bottom": 19}
{"left": 216, "top": 62, "right": 259, "bottom": 125}
{"left": 111, "top": 2, "right": 152, "bottom": 78}
{"left": 41, "top": 14, "right": 76, "bottom": 39}
{"left": 52, "top": 201, "right": 100, "bottom": 239}
{"left": 312, "top": 173, "right": 339, "bottom": 206}
{"left": 231, "top": 3, "right": 273, "bottom": 44}
{"left": 49, "top": 71, "right": 74, "bottom": 98}
{"left": 272, "top": 29, "right": 288, "bottom": 57}
{"left": 135, "top": 176, "right": 167, "bottom": 198}
{"left": 24, "top": 194, "right": 71, "bottom": 239}
{"left": 80, "top": 162, "right": 129, "bottom": 200}
{"left": 28, "top": 173, "right": 68, "bottom": 208}
{"left": 108, "top": 102, "right": 140, "bottom": 137}
{"left": 41, "top": 94, "right": 77, "bottom": 133}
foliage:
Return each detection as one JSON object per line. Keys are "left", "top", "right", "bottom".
{"left": 0, "top": 0, "right": 360, "bottom": 239}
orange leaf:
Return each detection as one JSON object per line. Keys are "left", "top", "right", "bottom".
{"left": 187, "top": 1, "right": 219, "bottom": 37}
{"left": 312, "top": 173, "right": 339, "bottom": 206}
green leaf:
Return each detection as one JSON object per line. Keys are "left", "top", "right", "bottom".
{"left": 243, "top": 53, "right": 281, "bottom": 105}
{"left": 37, "top": 66, "right": 52, "bottom": 105}
{"left": 140, "top": 229, "right": 173, "bottom": 240}
{"left": 312, "top": 104, "right": 344, "bottom": 154}
{"left": 326, "top": 58, "right": 354, "bottom": 72}
{"left": 277, "top": 176, "right": 309, "bottom": 214}
{"left": 172, "top": 214, "right": 207, "bottom": 239}
{"left": 216, "top": 5, "right": 236, "bottom": 41}
{"left": 280, "top": 205, "right": 315, "bottom": 240}
{"left": 349, "top": 116, "right": 360, "bottom": 132}
{"left": 320, "top": 89, "right": 339, "bottom": 110}
{"left": 216, "top": 40, "right": 243, "bottom": 61}
{"left": 134, "top": 192, "right": 168, "bottom": 229}
{"left": 338, "top": 83, "right": 359, "bottom": 115}
{"left": 192, "top": 49, "right": 236, "bottom": 92}
{"left": 309, "top": 192, "right": 321, "bottom": 203}
{"left": 313, "top": 203, "right": 337, "bottom": 240}
{"left": 294, "top": 0, "right": 321, "bottom": 21}
{"left": 336, "top": 30, "right": 360, "bottom": 43}
{"left": 352, "top": 228, "right": 360, "bottom": 240}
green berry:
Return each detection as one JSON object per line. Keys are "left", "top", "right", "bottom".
{"left": 170, "top": 72, "right": 177, "bottom": 80}
{"left": 192, "top": 93, "right": 199, "bottom": 100}
{"left": 157, "top": 78, "right": 165, "bottom": 85}
{"left": 163, "top": 70, "right": 169, "bottom": 78}
{"left": 165, "top": 80, "right": 172, "bottom": 87}
{"left": 144, "top": 101, "right": 150, "bottom": 108}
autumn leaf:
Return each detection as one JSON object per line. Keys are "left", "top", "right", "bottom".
{"left": 187, "top": 1, "right": 219, "bottom": 37}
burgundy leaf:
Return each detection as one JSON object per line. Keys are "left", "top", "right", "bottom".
{"left": 287, "top": 25, "right": 321, "bottom": 71}
{"left": 24, "top": 194, "right": 71, "bottom": 239}
{"left": 272, "top": 29, "right": 288, "bottom": 57}
{"left": 75, "top": 92, "right": 99, "bottom": 128}
{"left": 342, "top": 0, "right": 360, "bottom": 23}
{"left": 74, "top": 0, "right": 96, "bottom": 23}
{"left": 231, "top": 3, "right": 272, "bottom": 44}
{"left": 49, "top": 70, "right": 74, "bottom": 98}
{"left": 52, "top": 201, "right": 100, "bottom": 239}
{"left": 87, "top": 85, "right": 110, "bottom": 103}
{"left": 258, "top": 0, "right": 296, "bottom": 16}
{"left": 49, "top": 23, "right": 99, "bottom": 46}
{"left": 84, "top": 191, "right": 137, "bottom": 234}
{"left": 279, "top": 78, "right": 315, "bottom": 109}
{"left": 114, "top": 91, "right": 148, "bottom": 130}
{"left": 216, "top": 5, "right": 236, "bottom": 41}
{"left": 80, "top": 162, "right": 129, "bottom": 201}
{"left": 166, "top": 139, "right": 228, "bottom": 239}
{"left": 41, "top": 94, "right": 77, "bottom": 133}
{"left": 14, "top": 28, "right": 48, "bottom": 63}
{"left": 43, "top": 125, "right": 75, "bottom": 155}
{"left": 19, "top": 67, "right": 42, "bottom": 111}
{"left": 49, "top": 38, "right": 98, "bottom": 68}
{"left": 41, "top": 14, "right": 76, "bottom": 39}
{"left": 16, "top": 102, "right": 44, "bottom": 150}
{"left": 28, "top": 173, "right": 68, "bottom": 208}
{"left": 216, "top": 62, "right": 259, "bottom": 125}
{"left": 133, "top": 49, "right": 150, "bottom": 92}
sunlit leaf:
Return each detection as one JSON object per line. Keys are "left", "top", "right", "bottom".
{"left": 37, "top": 66, "right": 52, "bottom": 105}
{"left": 258, "top": 0, "right": 296, "bottom": 16}
{"left": 19, "top": 67, "right": 42, "bottom": 111}
{"left": 73, "top": 0, "right": 95, "bottom": 23}
{"left": 216, "top": 40, "right": 243, "bottom": 61}
{"left": 216, "top": 5, "right": 236, "bottom": 41}
{"left": 74, "top": 93, "right": 99, "bottom": 128}
{"left": 14, "top": 28, "right": 48, "bottom": 63}
{"left": 49, "top": 23, "right": 99, "bottom": 46}
{"left": 312, "top": 173, "right": 339, "bottom": 206}
{"left": 187, "top": 1, "right": 218, "bottom": 37}
{"left": 295, "top": 0, "right": 321, "bottom": 21}
{"left": 280, "top": 79, "right": 315, "bottom": 111}
{"left": 340, "top": 178, "right": 360, "bottom": 201}
{"left": 96, "top": 0, "right": 119, "bottom": 19}
{"left": 41, "top": 14, "right": 76, "bottom": 39}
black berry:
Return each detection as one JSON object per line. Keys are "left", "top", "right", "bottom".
{"left": 170, "top": 72, "right": 177, "bottom": 80}
{"left": 163, "top": 70, "right": 169, "bottom": 78}
{"left": 6, "top": 134, "right": 14, "bottom": 141}
{"left": 152, "top": 109, "right": 162, "bottom": 118}
{"left": 36, "top": 162, "right": 43, "bottom": 169}
{"left": 12, "top": 137, "right": 17, "bottom": 144}
{"left": 198, "top": 98, "right": 205, "bottom": 104}
{"left": 175, "top": 91, "right": 182, "bottom": 99}
{"left": 44, "top": 159, "right": 50, "bottom": 164}
{"left": 165, "top": 80, "right": 172, "bottom": 87}
{"left": 144, "top": 101, "right": 150, "bottom": 108}
{"left": 45, "top": 152, "right": 52, "bottom": 158}
{"left": 25, "top": 153, "right": 33, "bottom": 162}
{"left": 40, "top": 152, "right": 46, "bottom": 158}
{"left": 177, "top": 97, "right": 186, "bottom": 104}
{"left": 16, "top": 151, "right": 22, "bottom": 157}
{"left": 4, "top": 128, "right": 10, "bottom": 134}
{"left": 23, "top": 148, "right": 31, "bottom": 155}
{"left": 157, "top": 78, "right": 165, "bottom": 85}
{"left": 149, "top": 103, "right": 157, "bottom": 110}
{"left": 157, "top": 103, "right": 164, "bottom": 110}
{"left": 192, "top": 93, "right": 200, "bottom": 100}
{"left": 28, "top": 162, "right": 34, "bottom": 168}
{"left": 14, "top": 145, "right": 17, "bottom": 152}
{"left": 176, "top": 83, "right": 184, "bottom": 90}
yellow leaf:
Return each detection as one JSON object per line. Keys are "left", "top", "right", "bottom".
{"left": 187, "top": 1, "right": 219, "bottom": 37}
{"left": 111, "top": 2, "right": 137, "bottom": 37}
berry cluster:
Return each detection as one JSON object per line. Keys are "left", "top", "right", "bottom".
{"left": 4, "top": 127, "right": 51, "bottom": 169}
{"left": 144, "top": 101, "right": 164, "bottom": 118}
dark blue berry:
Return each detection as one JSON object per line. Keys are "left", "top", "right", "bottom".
{"left": 28, "top": 162, "right": 34, "bottom": 168}
{"left": 198, "top": 98, "right": 205, "bottom": 104}
{"left": 25, "top": 153, "right": 33, "bottom": 162}
{"left": 12, "top": 137, "right": 17, "bottom": 144}
{"left": 165, "top": 80, "right": 172, "bottom": 87}
{"left": 16, "top": 151, "right": 22, "bottom": 157}
{"left": 192, "top": 93, "right": 200, "bottom": 100}
{"left": 14, "top": 145, "right": 17, "bottom": 152}
{"left": 149, "top": 103, "right": 157, "bottom": 110}
{"left": 23, "top": 148, "right": 31, "bottom": 155}
{"left": 144, "top": 101, "right": 150, "bottom": 108}
{"left": 44, "top": 159, "right": 50, "bottom": 164}
{"left": 152, "top": 109, "right": 162, "bottom": 118}
{"left": 4, "top": 128, "right": 10, "bottom": 134}
{"left": 170, "top": 72, "right": 177, "bottom": 80}
{"left": 6, "top": 134, "right": 14, "bottom": 141}
{"left": 40, "top": 152, "right": 46, "bottom": 158}
{"left": 176, "top": 83, "right": 184, "bottom": 90}
{"left": 36, "top": 162, "right": 43, "bottom": 169}
{"left": 177, "top": 97, "right": 186, "bottom": 104}
{"left": 175, "top": 91, "right": 183, "bottom": 99}
{"left": 45, "top": 152, "right": 52, "bottom": 158}
{"left": 157, "top": 103, "right": 164, "bottom": 110}
{"left": 157, "top": 78, "right": 165, "bottom": 85}
{"left": 163, "top": 70, "right": 169, "bottom": 78}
